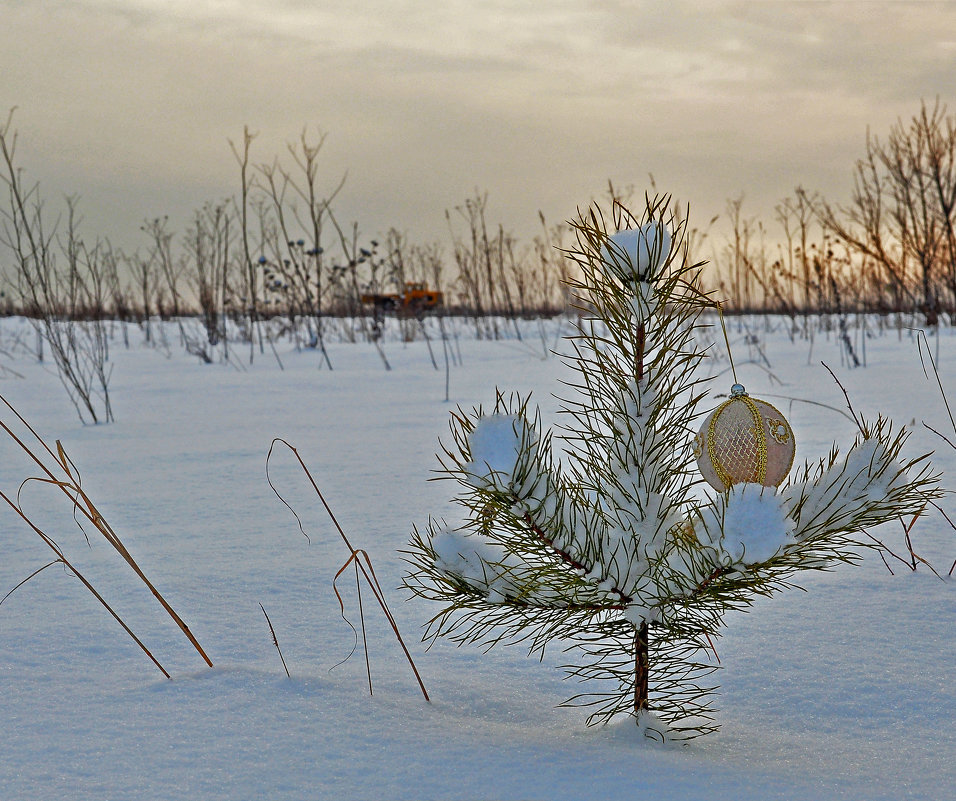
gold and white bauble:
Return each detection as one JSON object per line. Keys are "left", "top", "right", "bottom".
{"left": 693, "top": 384, "right": 795, "bottom": 491}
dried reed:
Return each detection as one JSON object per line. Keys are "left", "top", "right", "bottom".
{"left": 266, "top": 437, "right": 429, "bottom": 701}
{"left": 0, "top": 392, "right": 213, "bottom": 672}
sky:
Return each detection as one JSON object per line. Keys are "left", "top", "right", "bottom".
{"left": 1, "top": 0, "right": 954, "bottom": 256}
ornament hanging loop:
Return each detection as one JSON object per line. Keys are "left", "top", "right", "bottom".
{"left": 716, "top": 302, "right": 739, "bottom": 386}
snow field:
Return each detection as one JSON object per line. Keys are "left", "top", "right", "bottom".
{"left": 0, "top": 316, "right": 953, "bottom": 800}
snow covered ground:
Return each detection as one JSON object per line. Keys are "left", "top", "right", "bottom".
{"left": 0, "top": 315, "right": 954, "bottom": 800}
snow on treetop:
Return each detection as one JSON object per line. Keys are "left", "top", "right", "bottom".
{"left": 600, "top": 222, "right": 672, "bottom": 284}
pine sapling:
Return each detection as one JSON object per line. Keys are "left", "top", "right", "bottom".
{"left": 404, "top": 195, "right": 939, "bottom": 739}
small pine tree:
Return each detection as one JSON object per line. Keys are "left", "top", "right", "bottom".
{"left": 403, "top": 195, "right": 939, "bottom": 739}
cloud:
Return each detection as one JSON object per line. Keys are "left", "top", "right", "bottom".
{"left": 0, "top": 0, "right": 953, "bottom": 254}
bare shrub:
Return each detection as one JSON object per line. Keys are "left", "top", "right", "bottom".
{"left": 0, "top": 112, "right": 114, "bottom": 423}
{"left": 823, "top": 98, "right": 956, "bottom": 325}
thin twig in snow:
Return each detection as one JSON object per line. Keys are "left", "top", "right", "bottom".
{"left": 266, "top": 438, "right": 429, "bottom": 702}
{"left": 259, "top": 603, "right": 291, "bottom": 678}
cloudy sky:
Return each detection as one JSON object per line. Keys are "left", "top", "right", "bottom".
{"left": 1, "top": 0, "right": 954, "bottom": 253}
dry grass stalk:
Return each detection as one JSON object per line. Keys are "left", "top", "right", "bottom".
{"left": 266, "top": 437, "right": 429, "bottom": 702}
{"left": 0, "top": 484, "right": 171, "bottom": 677}
{"left": 0, "top": 560, "right": 59, "bottom": 606}
{"left": 0, "top": 392, "right": 213, "bottom": 670}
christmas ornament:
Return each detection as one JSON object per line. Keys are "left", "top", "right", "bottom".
{"left": 694, "top": 384, "right": 795, "bottom": 490}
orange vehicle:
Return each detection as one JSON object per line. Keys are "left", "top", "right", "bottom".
{"left": 360, "top": 282, "right": 443, "bottom": 314}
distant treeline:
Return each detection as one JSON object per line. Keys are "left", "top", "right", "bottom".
{"left": 2, "top": 99, "right": 956, "bottom": 338}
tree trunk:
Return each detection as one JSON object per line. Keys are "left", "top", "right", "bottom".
{"left": 634, "top": 318, "right": 649, "bottom": 717}
{"left": 634, "top": 621, "right": 649, "bottom": 715}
